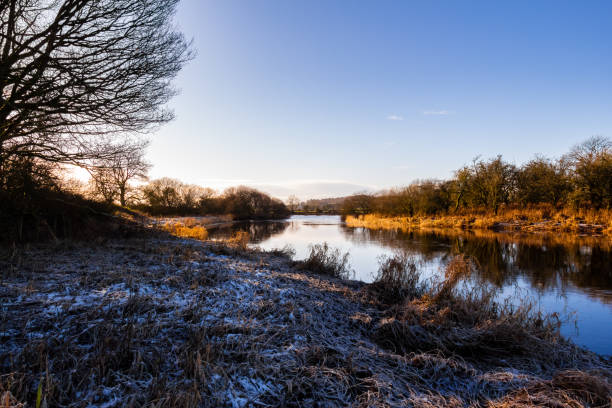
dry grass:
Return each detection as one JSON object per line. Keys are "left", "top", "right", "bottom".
{"left": 295, "top": 242, "right": 353, "bottom": 280}
{"left": 364, "top": 253, "right": 425, "bottom": 305}
{"left": 161, "top": 218, "right": 209, "bottom": 241}
{"left": 489, "top": 370, "right": 612, "bottom": 407}
{"left": 346, "top": 207, "right": 612, "bottom": 236}
{"left": 372, "top": 255, "right": 575, "bottom": 366}
{"left": 226, "top": 230, "right": 250, "bottom": 250}
{"left": 1, "top": 237, "right": 610, "bottom": 407}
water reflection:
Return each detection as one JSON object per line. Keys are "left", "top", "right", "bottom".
{"left": 339, "top": 227, "right": 612, "bottom": 305}
{"left": 207, "top": 215, "right": 612, "bottom": 354}
{"left": 209, "top": 220, "right": 290, "bottom": 242}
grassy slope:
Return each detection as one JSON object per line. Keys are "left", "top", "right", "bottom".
{"left": 1, "top": 235, "right": 610, "bottom": 407}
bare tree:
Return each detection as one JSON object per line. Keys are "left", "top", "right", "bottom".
{"left": 0, "top": 0, "right": 192, "bottom": 169}
{"left": 287, "top": 194, "right": 300, "bottom": 212}
{"left": 88, "top": 138, "right": 151, "bottom": 206}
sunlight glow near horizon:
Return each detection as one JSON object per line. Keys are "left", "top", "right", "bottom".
{"left": 143, "top": 0, "right": 612, "bottom": 200}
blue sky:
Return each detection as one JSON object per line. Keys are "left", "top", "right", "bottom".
{"left": 147, "top": 0, "right": 612, "bottom": 200}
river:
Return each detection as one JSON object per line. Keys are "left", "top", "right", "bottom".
{"left": 207, "top": 214, "right": 612, "bottom": 355}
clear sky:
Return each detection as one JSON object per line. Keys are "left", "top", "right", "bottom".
{"left": 147, "top": 0, "right": 612, "bottom": 200}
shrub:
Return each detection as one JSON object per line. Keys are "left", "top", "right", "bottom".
{"left": 367, "top": 253, "right": 425, "bottom": 304}
{"left": 296, "top": 242, "right": 353, "bottom": 279}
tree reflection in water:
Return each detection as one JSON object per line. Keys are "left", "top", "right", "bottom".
{"left": 208, "top": 220, "right": 290, "bottom": 243}
{"left": 340, "top": 226, "right": 612, "bottom": 304}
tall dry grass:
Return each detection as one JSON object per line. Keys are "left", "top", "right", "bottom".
{"left": 370, "top": 255, "right": 568, "bottom": 365}
{"left": 161, "top": 218, "right": 209, "bottom": 240}
{"left": 366, "top": 253, "right": 425, "bottom": 305}
{"left": 295, "top": 242, "right": 353, "bottom": 280}
{"left": 346, "top": 207, "right": 612, "bottom": 235}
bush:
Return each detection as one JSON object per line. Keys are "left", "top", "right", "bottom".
{"left": 366, "top": 253, "right": 425, "bottom": 305}
{"left": 296, "top": 242, "right": 353, "bottom": 279}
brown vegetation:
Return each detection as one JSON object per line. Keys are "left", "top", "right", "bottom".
{"left": 341, "top": 137, "right": 612, "bottom": 234}
{"left": 295, "top": 242, "right": 353, "bottom": 279}
{"left": 345, "top": 206, "right": 612, "bottom": 235}
{"left": 1, "top": 237, "right": 610, "bottom": 407}
{"left": 161, "top": 218, "right": 209, "bottom": 241}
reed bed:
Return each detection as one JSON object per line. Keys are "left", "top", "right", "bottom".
{"left": 346, "top": 208, "right": 612, "bottom": 236}
{"left": 1, "top": 236, "right": 610, "bottom": 407}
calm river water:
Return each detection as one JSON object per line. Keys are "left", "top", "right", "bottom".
{"left": 208, "top": 215, "right": 612, "bottom": 355}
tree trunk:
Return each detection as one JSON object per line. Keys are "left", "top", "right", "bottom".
{"left": 119, "top": 186, "right": 126, "bottom": 207}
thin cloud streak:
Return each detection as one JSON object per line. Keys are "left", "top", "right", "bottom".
{"left": 422, "top": 110, "right": 454, "bottom": 115}
{"left": 386, "top": 114, "right": 404, "bottom": 121}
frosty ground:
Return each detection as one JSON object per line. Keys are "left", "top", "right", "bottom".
{"left": 1, "top": 234, "right": 611, "bottom": 407}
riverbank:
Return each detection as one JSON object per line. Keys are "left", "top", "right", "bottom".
{"left": 1, "top": 234, "right": 611, "bottom": 406}
{"left": 345, "top": 210, "right": 612, "bottom": 236}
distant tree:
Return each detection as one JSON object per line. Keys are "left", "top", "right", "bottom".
{"left": 222, "top": 186, "right": 290, "bottom": 220}
{"left": 0, "top": 0, "right": 192, "bottom": 170}
{"left": 88, "top": 139, "right": 151, "bottom": 206}
{"left": 341, "top": 194, "right": 374, "bottom": 215}
{"left": 196, "top": 187, "right": 218, "bottom": 213}
{"left": 458, "top": 156, "right": 517, "bottom": 213}
{"left": 516, "top": 156, "right": 570, "bottom": 206}
{"left": 287, "top": 195, "right": 300, "bottom": 212}
{"left": 142, "top": 178, "right": 183, "bottom": 210}
{"left": 141, "top": 178, "right": 213, "bottom": 212}
{"left": 565, "top": 136, "right": 612, "bottom": 208}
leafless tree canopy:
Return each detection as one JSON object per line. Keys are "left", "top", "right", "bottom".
{"left": 88, "top": 137, "right": 151, "bottom": 206}
{"left": 0, "top": 0, "right": 192, "bottom": 166}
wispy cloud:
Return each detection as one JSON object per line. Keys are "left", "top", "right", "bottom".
{"left": 386, "top": 114, "right": 404, "bottom": 121}
{"left": 422, "top": 110, "right": 454, "bottom": 116}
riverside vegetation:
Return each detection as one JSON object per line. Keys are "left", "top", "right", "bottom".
{"left": 341, "top": 136, "right": 612, "bottom": 235}
{"left": 0, "top": 0, "right": 610, "bottom": 404}
{"left": 1, "top": 219, "right": 611, "bottom": 407}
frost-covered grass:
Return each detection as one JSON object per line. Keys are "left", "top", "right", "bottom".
{"left": 0, "top": 237, "right": 610, "bottom": 407}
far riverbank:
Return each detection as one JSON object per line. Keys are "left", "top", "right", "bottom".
{"left": 345, "top": 210, "right": 612, "bottom": 236}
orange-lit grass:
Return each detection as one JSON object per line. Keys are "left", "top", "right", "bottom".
{"left": 162, "top": 219, "right": 209, "bottom": 241}
{"left": 226, "top": 230, "right": 250, "bottom": 250}
{"left": 346, "top": 207, "right": 612, "bottom": 236}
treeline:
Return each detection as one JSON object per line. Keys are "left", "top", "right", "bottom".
{"left": 342, "top": 137, "right": 612, "bottom": 216}
{"left": 0, "top": 157, "right": 288, "bottom": 243}
{"left": 295, "top": 197, "right": 345, "bottom": 214}
{"left": 137, "top": 178, "right": 290, "bottom": 220}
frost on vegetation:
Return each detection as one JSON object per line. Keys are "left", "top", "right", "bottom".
{"left": 1, "top": 238, "right": 610, "bottom": 407}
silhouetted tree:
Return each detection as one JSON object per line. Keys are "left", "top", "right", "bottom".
{"left": 287, "top": 195, "right": 300, "bottom": 212}
{"left": 0, "top": 0, "right": 192, "bottom": 169}
{"left": 222, "top": 186, "right": 290, "bottom": 220}
{"left": 341, "top": 194, "right": 374, "bottom": 215}
{"left": 88, "top": 139, "right": 151, "bottom": 206}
